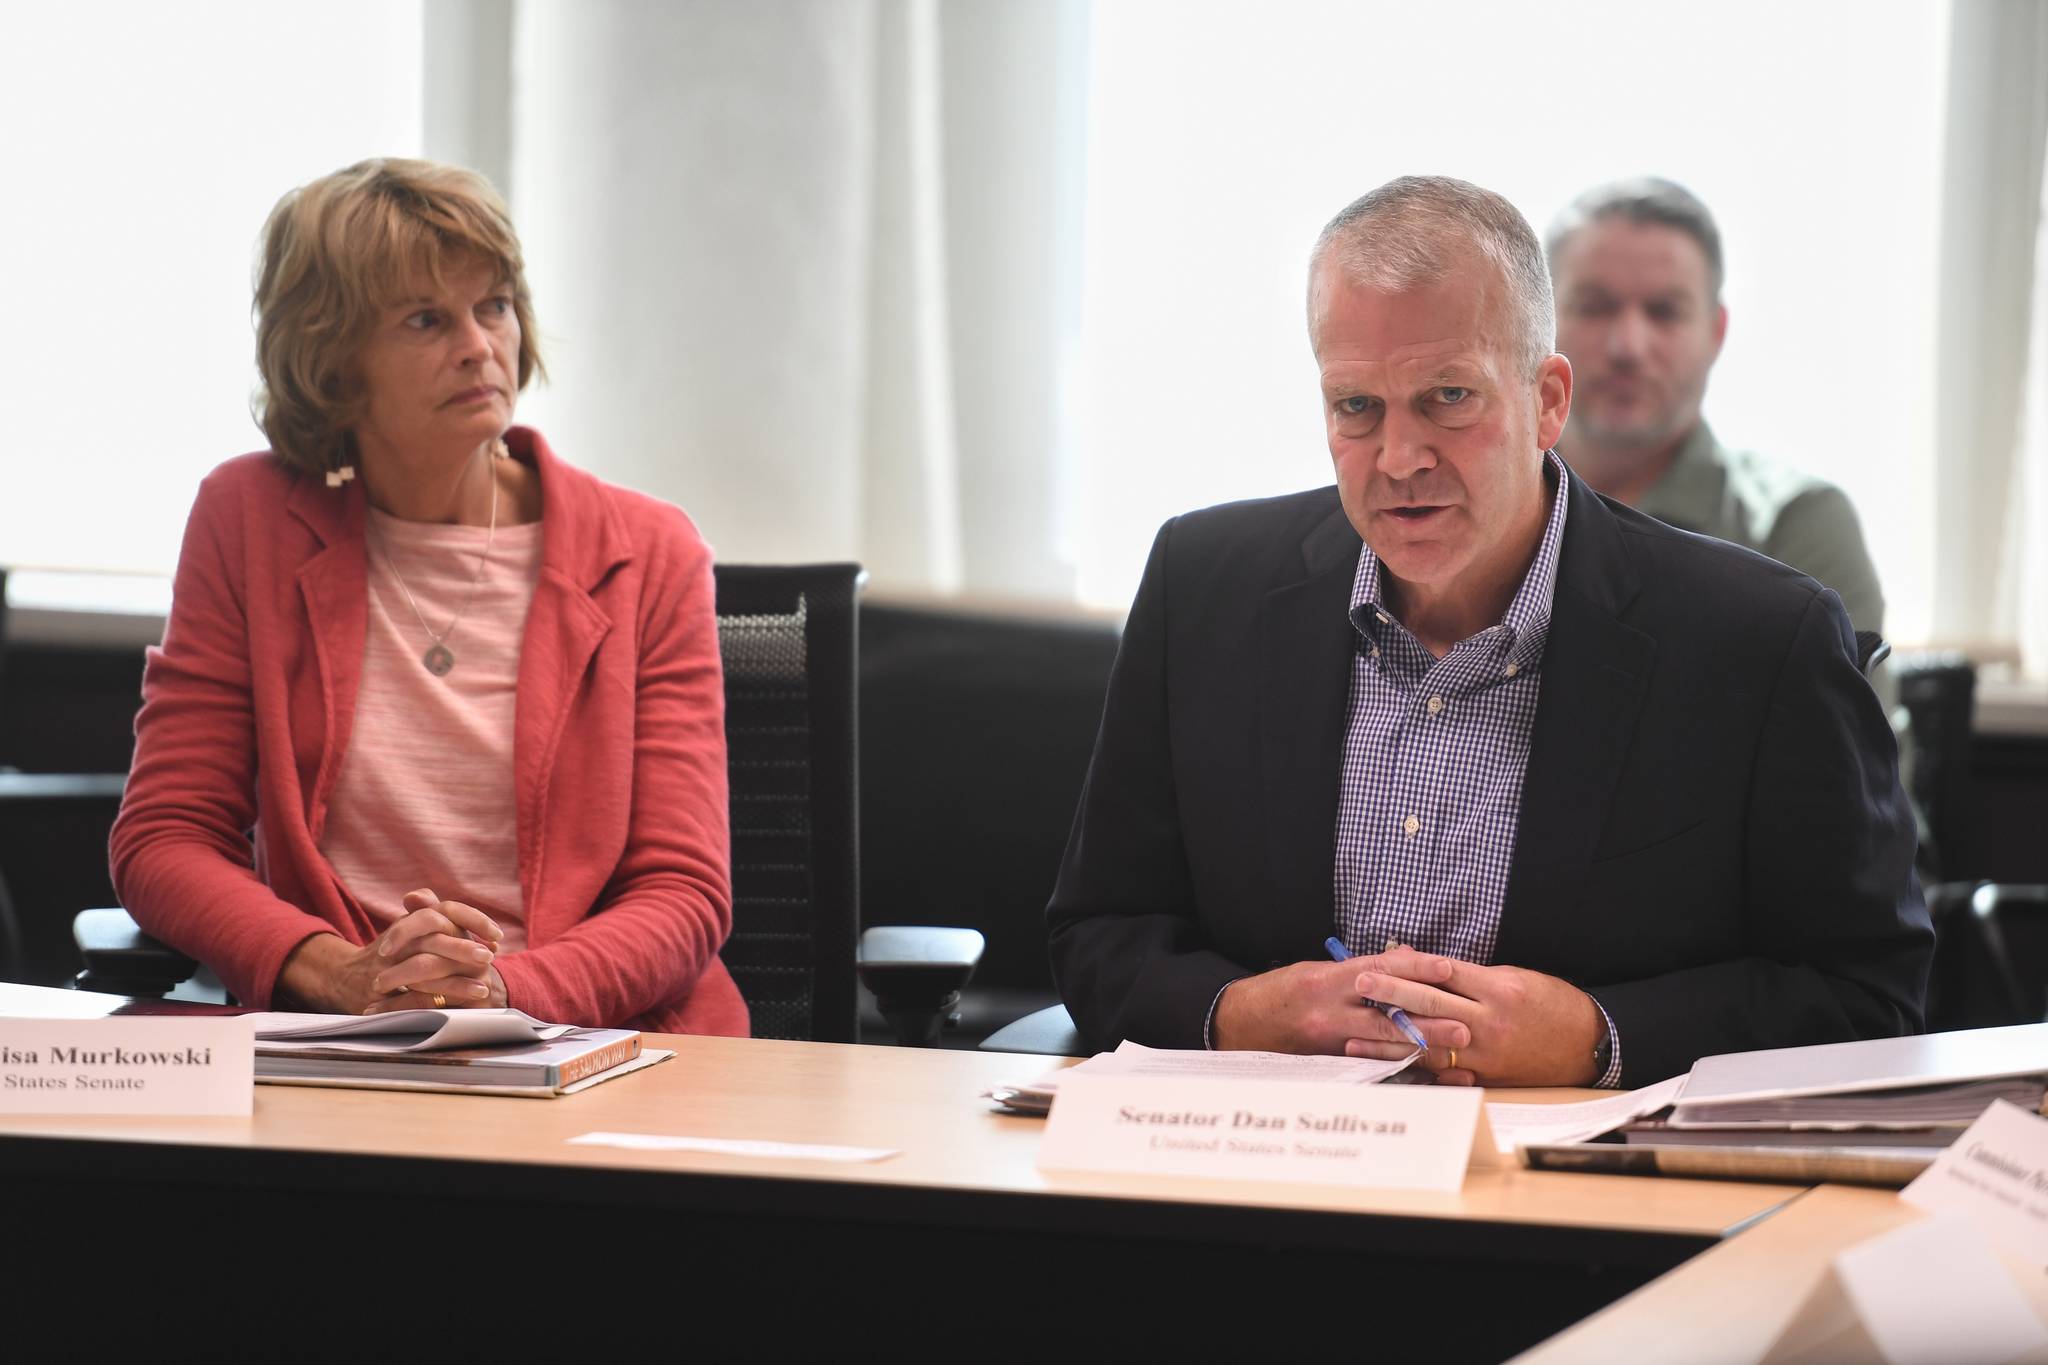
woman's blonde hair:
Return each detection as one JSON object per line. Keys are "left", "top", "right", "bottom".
{"left": 252, "top": 158, "right": 545, "bottom": 475}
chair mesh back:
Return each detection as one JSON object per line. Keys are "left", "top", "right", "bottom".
{"left": 714, "top": 565, "right": 862, "bottom": 1042}
{"left": 1895, "top": 651, "right": 1977, "bottom": 880}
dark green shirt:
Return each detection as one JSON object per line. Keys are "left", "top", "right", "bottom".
{"left": 1636, "top": 422, "right": 1885, "bottom": 635}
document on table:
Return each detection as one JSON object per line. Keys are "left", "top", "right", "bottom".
{"left": 568, "top": 1132, "right": 899, "bottom": 1163}
{"left": 245, "top": 1007, "right": 581, "bottom": 1053}
{"left": 986, "top": 1039, "right": 1423, "bottom": 1114}
{"left": 1484, "top": 1074, "right": 1687, "bottom": 1154}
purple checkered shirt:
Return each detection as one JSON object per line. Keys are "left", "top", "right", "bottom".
{"left": 1332, "top": 451, "right": 1622, "bottom": 1086}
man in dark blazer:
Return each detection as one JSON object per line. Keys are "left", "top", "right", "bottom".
{"left": 1047, "top": 177, "right": 1929, "bottom": 1088}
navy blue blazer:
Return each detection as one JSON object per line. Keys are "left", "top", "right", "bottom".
{"left": 1046, "top": 472, "right": 1931, "bottom": 1086}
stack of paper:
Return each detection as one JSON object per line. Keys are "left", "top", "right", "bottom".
{"left": 985, "top": 1039, "right": 1422, "bottom": 1114}
{"left": 1517, "top": 1022, "right": 2048, "bottom": 1186}
{"left": 248, "top": 1007, "right": 578, "bottom": 1051}
{"left": 1660, "top": 1025, "right": 2048, "bottom": 1134}
{"left": 250, "top": 1008, "right": 667, "bottom": 1097}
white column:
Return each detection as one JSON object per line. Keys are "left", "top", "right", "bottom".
{"left": 1933, "top": 0, "right": 2048, "bottom": 646}
{"left": 508, "top": 0, "right": 878, "bottom": 566}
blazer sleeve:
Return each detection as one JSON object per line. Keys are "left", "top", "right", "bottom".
{"left": 1589, "top": 589, "right": 1932, "bottom": 1086}
{"left": 491, "top": 515, "right": 733, "bottom": 1027}
{"left": 1047, "top": 518, "right": 1251, "bottom": 1051}
{"left": 109, "top": 470, "right": 337, "bottom": 1004}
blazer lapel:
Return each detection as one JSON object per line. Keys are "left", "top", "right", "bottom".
{"left": 1497, "top": 477, "right": 1655, "bottom": 962}
{"left": 509, "top": 429, "right": 631, "bottom": 919}
{"left": 286, "top": 474, "right": 368, "bottom": 836}
{"left": 1259, "top": 505, "right": 1362, "bottom": 954}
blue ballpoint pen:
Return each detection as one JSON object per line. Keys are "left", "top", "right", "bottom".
{"left": 1324, "top": 936, "right": 1430, "bottom": 1053}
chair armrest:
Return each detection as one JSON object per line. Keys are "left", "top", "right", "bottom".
{"left": 857, "top": 926, "right": 985, "bottom": 1046}
{"left": 1928, "top": 881, "right": 2048, "bottom": 1028}
{"left": 73, "top": 908, "right": 199, "bottom": 998}
{"left": 977, "top": 1003, "right": 1085, "bottom": 1057}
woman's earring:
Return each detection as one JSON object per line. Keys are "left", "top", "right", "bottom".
{"left": 325, "top": 462, "right": 357, "bottom": 489}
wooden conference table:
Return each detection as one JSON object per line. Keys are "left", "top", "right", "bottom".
{"left": 0, "top": 983, "right": 1809, "bottom": 1362}
{"left": 1517, "top": 1182, "right": 2048, "bottom": 1364}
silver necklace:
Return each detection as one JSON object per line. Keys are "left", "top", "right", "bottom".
{"left": 377, "top": 440, "right": 503, "bottom": 677}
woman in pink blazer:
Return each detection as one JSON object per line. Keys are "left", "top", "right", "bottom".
{"left": 110, "top": 159, "right": 746, "bottom": 1036}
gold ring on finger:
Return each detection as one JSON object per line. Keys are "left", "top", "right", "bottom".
{"left": 1448, "top": 1048, "right": 1458, "bottom": 1070}
{"left": 430, "top": 993, "right": 447, "bottom": 1008}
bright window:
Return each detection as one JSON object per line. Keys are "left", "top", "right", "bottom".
{"left": 0, "top": 1, "right": 423, "bottom": 578}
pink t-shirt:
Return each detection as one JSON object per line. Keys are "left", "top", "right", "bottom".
{"left": 320, "top": 509, "right": 543, "bottom": 950}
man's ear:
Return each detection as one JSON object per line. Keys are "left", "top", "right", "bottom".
{"left": 1710, "top": 302, "right": 1729, "bottom": 361}
{"left": 1535, "top": 351, "right": 1572, "bottom": 450}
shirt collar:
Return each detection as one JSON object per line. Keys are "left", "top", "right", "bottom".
{"left": 1348, "top": 448, "right": 1571, "bottom": 661}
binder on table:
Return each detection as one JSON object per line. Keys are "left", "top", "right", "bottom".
{"left": 1519, "top": 1022, "right": 2048, "bottom": 1187}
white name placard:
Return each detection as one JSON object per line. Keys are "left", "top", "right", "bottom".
{"left": 1037, "top": 1073, "right": 1496, "bottom": 1192}
{"left": 0, "top": 1017, "right": 254, "bottom": 1115}
{"left": 1764, "top": 1213, "right": 2048, "bottom": 1365}
{"left": 1903, "top": 1099, "right": 2048, "bottom": 1268}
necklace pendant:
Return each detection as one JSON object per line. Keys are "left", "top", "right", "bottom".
{"left": 423, "top": 643, "right": 456, "bottom": 676}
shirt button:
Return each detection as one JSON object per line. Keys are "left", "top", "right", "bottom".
{"left": 1402, "top": 814, "right": 1420, "bottom": 837}
{"left": 1426, "top": 695, "right": 1444, "bottom": 716}
{"left": 1375, "top": 611, "right": 1390, "bottom": 625}
{"left": 1504, "top": 663, "right": 1520, "bottom": 678}
{"left": 1369, "top": 645, "right": 1380, "bottom": 658}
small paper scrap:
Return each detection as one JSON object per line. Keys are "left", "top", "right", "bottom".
{"left": 568, "top": 1131, "right": 899, "bottom": 1163}
{"left": 1486, "top": 1074, "right": 1688, "bottom": 1154}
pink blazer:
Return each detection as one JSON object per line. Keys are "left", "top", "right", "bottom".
{"left": 110, "top": 426, "right": 747, "bottom": 1036}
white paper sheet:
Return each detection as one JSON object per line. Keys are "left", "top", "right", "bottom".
{"left": 986, "top": 1040, "right": 1423, "bottom": 1114}
{"left": 567, "top": 1131, "right": 898, "bottom": 1162}
{"left": 1082, "top": 1040, "right": 1423, "bottom": 1083}
{"left": 1484, "top": 1074, "right": 1687, "bottom": 1154}
{"left": 1047, "top": 1040, "right": 1420, "bottom": 1089}
{"left": 245, "top": 1007, "right": 579, "bottom": 1053}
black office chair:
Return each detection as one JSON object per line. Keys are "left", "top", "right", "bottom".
{"left": 0, "top": 563, "right": 27, "bottom": 981}
{"left": 1894, "top": 651, "right": 1977, "bottom": 882}
{"left": 0, "top": 564, "right": 17, "bottom": 975}
{"left": 860, "top": 600, "right": 1120, "bottom": 1045}
{"left": 0, "top": 576, "right": 131, "bottom": 986}
{"left": 713, "top": 563, "right": 864, "bottom": 1042}
{"left": 1884, "top": 651, "right": 2048, "bottom": 1030}
{"left": 1929, "top": 881, "right": 2048, "bottom": 1028}
{"left": 715, "top": 566, "right": 985, "bottom": 1045}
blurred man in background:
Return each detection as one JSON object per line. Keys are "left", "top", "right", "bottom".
{"left": 1548, "top": 178, "right": 1885, "bottom": 634}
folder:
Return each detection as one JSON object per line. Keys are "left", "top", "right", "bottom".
{"left": 1518, "top": 1023, "right": 2048, "bottom": 1187}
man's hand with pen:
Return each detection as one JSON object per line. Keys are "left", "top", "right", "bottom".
{"left": 1210, "top": 954, "right": 1466, "bottom": 1062}
{"left": 1342, "top": 946, "right": 1605, "bottom": 1086}
{"left": 1210, "top": 941, "right": 1605, "bottom": 1086}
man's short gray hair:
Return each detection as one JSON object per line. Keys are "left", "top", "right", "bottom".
{"left": 1309, "top": 176, "right": 1555, "bottom": 378}
{"left": 1545, "top": 176, "right": 1724, "bottom": 301}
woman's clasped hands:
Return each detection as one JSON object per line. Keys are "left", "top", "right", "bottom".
{"left": 276, "top": 888, "right": 508, "bottom": 1014}
{"left": 364, "top": 888, "right": 509, "bottom": 1013}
